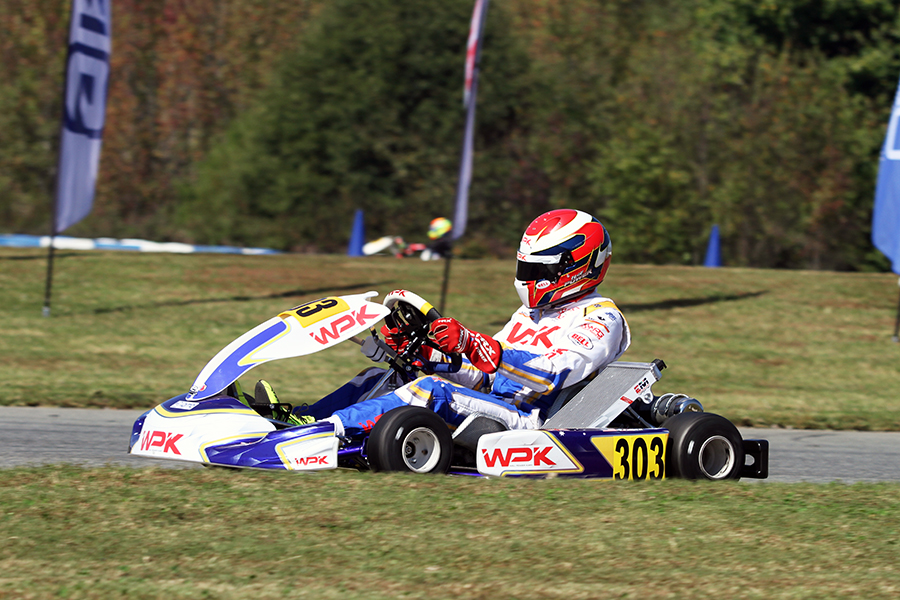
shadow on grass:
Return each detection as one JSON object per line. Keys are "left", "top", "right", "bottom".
{"left": 619, "top": 290, "right": 768, "bottom": 312}
{"left": 90, "top": 281, "right": 395, "bottom": 315}
{"left": 485, "top": 291, "right": 769, "bottom": 327}
{"left": 0, "top": 251, "right": 85, "bottom": 261}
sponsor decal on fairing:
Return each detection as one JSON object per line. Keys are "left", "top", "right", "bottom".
{"left": 139, "top": 430, "right": 183, "bottom": 455}
{"left": 132, "top": 399, "right": 276, "bottom": 464}
{"left": 171, "top": 400, "right": 200, "bottom": 410}
{"left": 276, "top": 433, "right": 338, "bottom": 470}
{"left": 311, "top": 305, "right": 381, "bottom": 345}
{"left": 292, "top": 454, "right": 331, "bottom": 467}
{"left": 476, "top": 430, "right": 583, "bottom": 476}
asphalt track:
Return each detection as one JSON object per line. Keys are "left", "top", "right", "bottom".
{"left": 2, "top": 406, "right": 899, "bottom": 483}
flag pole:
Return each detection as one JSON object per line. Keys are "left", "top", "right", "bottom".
{"left": 43, "top": 0, "right": 112, "bottom": 315}
{"left": 439, "top": 248, "right": 453, "bottom": 315}
{"left": 42, "top": 237, "right": 57, "bottom": 318}
{"left": 440, "top": 68, "right": 478, "bottom": 315}
{"left": 893, "top": 277, "right": 900, "bottom": 342}
{"left": 44, "top": 103, "right": 61, "bottom": 318}
{"left": 441, "top": 0, "right": 489, "bottom": 314}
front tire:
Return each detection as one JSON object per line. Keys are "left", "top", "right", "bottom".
{"left": 367, "top": 406, "right": 453, "bottom": 474}
{"left": 665, "top": 412, "right": 744, "bottom": 480}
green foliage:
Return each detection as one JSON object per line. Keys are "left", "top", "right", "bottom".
{"left": 180, "top": 0, "right": 532, "bottom": 251}
{"left": 3, "top": 0, "right": 900, "bottom": 269}
{"left": 583, "top": 0, "right": 889, "bottom": 269}
{"left": 0, "top": 0, "right": 67, "bottom": 235}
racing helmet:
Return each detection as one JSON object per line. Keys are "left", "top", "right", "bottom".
{"left": 428, "top": 217, "right": 452, "bottom": 240}
{"left": 514, "top": 209, "right": 612, "bottom": 309}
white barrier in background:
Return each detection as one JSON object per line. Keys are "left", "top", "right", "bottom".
{"left": 0, "top": 234, "right": 280, "bottom": 255}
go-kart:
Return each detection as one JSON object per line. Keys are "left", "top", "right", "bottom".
{"left": 129, "top": 291, "right": 769, "bottom": 480}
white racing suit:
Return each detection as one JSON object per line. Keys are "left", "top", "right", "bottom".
{"left": 302, "top": 292, "right": 631, "bottom": 437}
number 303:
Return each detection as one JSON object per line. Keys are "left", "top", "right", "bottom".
{"left": 613, "top": 436, "right": 665, "bottom": 480}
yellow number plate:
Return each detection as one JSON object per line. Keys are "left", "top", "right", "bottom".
{"left": 280, "top": 297, "right": 350, "bottom": 327}
{"left": 592, "top": 433, "right": 668, "bottom": 480}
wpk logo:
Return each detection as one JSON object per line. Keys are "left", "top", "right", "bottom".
{"left": 140, "top": 431, "right": 183, "bottom": 455}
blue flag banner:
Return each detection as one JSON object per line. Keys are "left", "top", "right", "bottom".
{"left": 873, "top": 78, "right": 900, "bottom": 275}
{"left": 54, "top": 0, "right": 111, "bottom": 234}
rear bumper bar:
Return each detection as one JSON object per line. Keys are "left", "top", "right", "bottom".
{"left": 741, "top": 439, "right": 769, "bottom": 479}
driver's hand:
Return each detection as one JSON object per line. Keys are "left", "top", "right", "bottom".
{"left": 429, "top": 318, "right": 502, "bottom": 374}
{"left": 360, "top": 335, "right": 387, "bottom": 363}
{"left": 429, "top": 318, "right": 469, "bottom": 354}
{"left": 381, "top": 324, "right": 410, "bottom": 353}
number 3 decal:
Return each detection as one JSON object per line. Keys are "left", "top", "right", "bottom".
{"left": 296, "top": 298, "right": 338, "bottom": 317}
{"left": 281, "top": 297, "right": 349, "bottom": 327}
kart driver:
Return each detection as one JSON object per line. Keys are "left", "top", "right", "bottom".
{"left": 286, "top": 209, "right": 631, "bottom": 438}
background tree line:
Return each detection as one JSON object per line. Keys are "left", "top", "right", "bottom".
{"left": 2, "top": 0, "right": 899, "bottom": 270}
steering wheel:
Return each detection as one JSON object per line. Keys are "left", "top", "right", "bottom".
{"left": 381, "top": 291, "right": 462, "bottom": 377}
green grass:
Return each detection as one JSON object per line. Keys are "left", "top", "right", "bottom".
{"left": 3, "top": 249, "right": 900, "bottom": 599}
{"left": 0, "top": 467, "right": 898, "bottom": 599}
{"left": 2, "top": 248, "right": 899, "bottom": 429}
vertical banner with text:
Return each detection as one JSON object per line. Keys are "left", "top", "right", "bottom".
{"left": 55, "top": 0, "right": 112, "bottom": 234}
{"left": 452, "top": 0, "right": 489, "bottom": 242}
{"left": 873, "top": 75, "right": 900, "bottom": 340}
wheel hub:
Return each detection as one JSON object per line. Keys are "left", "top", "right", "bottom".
{"left": 401, "top": 427, "right": 441, "bottom": 473}
{"left": 698, "top": 435, "right": 736, "bottom": 479}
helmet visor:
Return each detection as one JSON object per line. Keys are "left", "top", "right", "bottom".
{"left": 516, "top": 252, "right": 565, "bottom": 282}
{"left": 516, "top": 261, "right": 558, "bottom": 282}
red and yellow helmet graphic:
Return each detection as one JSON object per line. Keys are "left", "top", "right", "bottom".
{"left": 514, "top": 209, "right": 611, "bottom": 309}
{"left": 427, "top": 217, "right": 452, "bottom": 240}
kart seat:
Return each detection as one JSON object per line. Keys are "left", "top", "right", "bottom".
{"left": 542, "top": 360, "right": 665, "bottom": 430}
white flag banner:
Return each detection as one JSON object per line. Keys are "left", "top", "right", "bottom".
{"left": 463, "top": 0, "right": 486, "bottom": 109}
{"left": 453, "top": 76, "right": 478, "bottom": 241}
{"left": 454, "top": 0, "right": 489, "bottom": 241}
{"left": 55, "top": 0, "right": 111, "bottom": 234}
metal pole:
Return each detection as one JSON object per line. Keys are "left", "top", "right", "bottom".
{"left": 42, "top": 236, "right": 56, "bottom": 317}
{"left": 892, "top": 277, "right": 900, "bottom": 343}
{"left": 439, "top": 250, "right": 453, "bottom": 315}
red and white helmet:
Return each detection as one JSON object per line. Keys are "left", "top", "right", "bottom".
{"left": 514, "top": 209, "right": 612, "bottom": 309}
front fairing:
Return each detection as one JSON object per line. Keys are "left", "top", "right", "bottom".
{"left": 187, "top": 292, "right": 390, "bottom": 401}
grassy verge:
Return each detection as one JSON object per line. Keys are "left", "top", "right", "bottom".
{"left": 2, "top": 248, "right": 899, "bottom": 429}
{"left": 0, "top": 467, "right": 898, "bottom": 599}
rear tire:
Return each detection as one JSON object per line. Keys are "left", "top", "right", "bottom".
{"left": 665, "top": 412, "right": 744, "bottom": 480}
{"left": 367, "top": 406, "right": 453, "bottom": 474}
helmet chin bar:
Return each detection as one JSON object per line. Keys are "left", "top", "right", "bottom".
{"left": 515, "top": 278, "right": 595, "bottom": 309}
{"left": 515, "top": 279, "right": 531, "bottom": 307}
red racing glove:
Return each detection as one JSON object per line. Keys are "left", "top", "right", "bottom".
{"left": 429, "top": 318, "right": 502, "bottom": 374}
{"left": 380, "top": 324, "right": 410, "bottom": 354}
{"left": 379, "top": 324, "right": 440, "bottom": 368}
